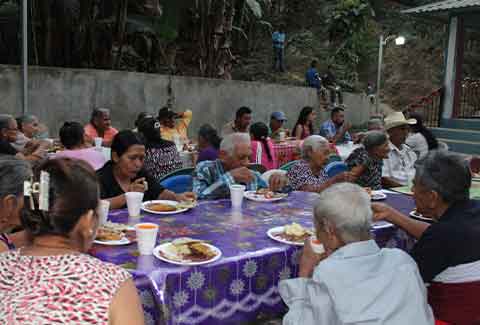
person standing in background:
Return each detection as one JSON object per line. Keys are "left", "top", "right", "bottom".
{"left": 272, "top": 24, "right": 286, "bottom": 73}
{"left": 157, "top": 107, "right": 192, "bottom": 143}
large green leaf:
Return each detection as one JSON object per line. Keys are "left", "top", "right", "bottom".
{"left": 246, "top": 0, "right": 262, "bottom": 19}
{"left": 0, "top": 1, "right": 19, "bottom": 18}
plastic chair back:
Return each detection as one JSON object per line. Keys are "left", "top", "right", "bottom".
{"left": 324, "top": 161, "right": 348, "bottom": 178}
{"left": 160, "top": 175, "right": 193, "bottom": 194}
{"left": 261, "top": 169, "right": 287, "bottom": 183}
{"left": 248, "top": 164, "right": 267, "bottom": 174}
{"left": 280, "top": 160, "right": 299, "bottom": 171}
{"left": 159, "top": 167, "right": 194, "bottom": 183}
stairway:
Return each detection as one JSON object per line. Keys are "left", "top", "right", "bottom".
{"left": 430, "top": 119, "right": 480, "bottom": 155}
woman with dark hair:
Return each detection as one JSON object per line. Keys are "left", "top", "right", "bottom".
{"left": 96, "top": 130, "right": 195, "bottom": 209}
{"left": 53, "top": 121, "right": 106, "bottom": 170}
{"left": 0, "top": 156, "right": 31, "bottom": 252}
{"left": 0, "top": 158, "right": 145, "bottom": 324}
{"left": 250, "top": 122, "right": 277, "bottom": 170}
{"left": 84, "top": 108, "right": 119, "bottom": 147}
{"left": 406, "top": 112, "right": 438, "bottom": 159}
{"left": 138, "top": 117, "right": 182, "bottom": 181}
{"left": 133, "top": 112, "right": 151, "bottom": 132}
{"left": 197, "top": 124, "right": 221, "bottom": 163}
{"left": 293, "top": 106, "right": 316, "bottom": 140}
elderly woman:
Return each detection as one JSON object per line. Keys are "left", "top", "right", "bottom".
{"left": 84, "top": 108, "right": 119, "bottom": 147}
{"left": 279, "top": 183, "right": 434, "bottom": 324}
{"left": 373, "top": 151, "right": 480, "bottom": 324}
{"left": 0, "top": 158, "right": 144, "bottom": 324}
{"left": 345, "top": 131, "right": 390, "bottom": 190}
{"left": 287, "top": 135, "right": 353, "bottom": 192}
{"left": 97, "top": 130, "right": 195, "bottom": 209}
{"left": 12, "top": 115, "right": 41, "bottom": 151}
{"left": 0, "top": 157, "right": 31, "bottom": 252}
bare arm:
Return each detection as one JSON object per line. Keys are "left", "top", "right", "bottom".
{"left": 350, "top": 165, "right": 365, "bottom": 182}
{"left": 294, "top": 125, "right": 303, "bottom": 140}
{"left": 381, "top": 177, "right": 404, "bottom": 189}
{"left": 109, "top": 279, "right": 145, "bottom": 325}
{"left": 372, "top": 203, "right": 430, "bottom": 239}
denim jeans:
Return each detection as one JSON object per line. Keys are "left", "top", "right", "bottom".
{"left": 273, "top": 47, "right": 285, "bottom": 72}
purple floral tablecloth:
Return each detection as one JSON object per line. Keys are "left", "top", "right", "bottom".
{"left": 90, "top": 191, "right": 416, "bottom": 325}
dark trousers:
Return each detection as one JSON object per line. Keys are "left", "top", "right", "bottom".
{"left": 273, "top": 47, "right": 285, "bottom": 72}
{"left": 327, "top": 85, "right": 343, "bottom": 104}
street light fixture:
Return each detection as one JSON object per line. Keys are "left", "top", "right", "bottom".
{"left": 375, "top": 34, "right": 406, "bottom": 115}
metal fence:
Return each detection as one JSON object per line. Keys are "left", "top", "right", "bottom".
{"left": 458, "top": 78, "right": 480, "bottom": 119}
{"left": 407, "top": 88, "right": 443, "bottom": 127}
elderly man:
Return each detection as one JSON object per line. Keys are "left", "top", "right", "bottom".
{"left": 269, "top": 111, "right": 289, "bottom": 141}
{"left": 157, "top": 106, "right": 192, "bottom": 142}
{"left": 193, "top": 133, "right": 285, "bottom": 200}
{"left": 319, "top": 107, "right": 351, "bottom": 144}
{"left": 373, "top": 151, "right": 480, "bottom": 323}
{"left": 221, "top": 106, "right": 252, "bottom": 137}
{"left": 382, "top": 112, "right": 417, "bottom": 188}
{"left": 84, "top": 108, "right": 119, "bottom": 147}
{"left": 280, "top": 183, "right": 434, "bottom": 324}
{"left": 287, "top": 135, "right": 354, "bottom": 192}
{"left": 0, "top": 114, "right": 46, "bottom": 161}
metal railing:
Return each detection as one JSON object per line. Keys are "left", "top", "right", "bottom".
{"left": 406, "top": 87, "right": 443, "bottom": 127}
{"left": 458, "top": 78, "right": 480, "bottom": 118}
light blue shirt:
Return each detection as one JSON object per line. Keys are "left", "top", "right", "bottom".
{"left": 319, "top": 119, "right": 352, "bottom": 143}
{"left": 272, "top": 31, "right": 286, "bottom": 49}
{"left": 279, "top": 240, "right": 434, "bottom": 325}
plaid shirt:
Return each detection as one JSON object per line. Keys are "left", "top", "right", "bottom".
{"left": 319, "top": 119, "right": 351, "bottom": 143}
{"left": 193, "top": 160, "right": 267, "bottom": 200}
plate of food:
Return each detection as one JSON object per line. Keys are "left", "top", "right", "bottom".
{"left": 94, "top": 225, "right": 132, "bottom": 245}
{"left": 364, "top": 188, "right": 387, "bottom": 201}
{"left": 267, "top": 223, "right": 313, "bottom": 246}
{"left": 142, "top": 200, "right": 196, "bottom": 215}
{"left": 244, "top": 189, "right": 288, "bottom": 202}
{"left": 153, "top": 238, "right": 222, "bottom": 266}
{"left": 409, "top": 209, "right": 434, "bottom": 223}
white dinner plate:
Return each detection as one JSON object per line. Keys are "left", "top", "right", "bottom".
{"left": 267, "top": 226, "right": 311, "bottom": 246}
{"left": 153, "top": 242, "right": 222, "bottom": 266}
{"left": 244, "top": 191, "right": 288, "bottom": 203}
{"left": 94, "top": 237, "right": 131, "bottom": 246}
{"left": 409, "top": 210, "right": 434, "bottom": 222}
{"left": 371, "top": 191, "right": 387, "bottom": 201}
{"left": 142, "top": 200, "right": 189, "bottom": 215}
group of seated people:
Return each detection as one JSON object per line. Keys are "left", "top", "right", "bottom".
{"left": 1, "top": 103, "right": 479, "bottom": 324}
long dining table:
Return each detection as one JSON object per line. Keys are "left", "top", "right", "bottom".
{"left": 90, "top": 191, "right": 416, "bottom": 325}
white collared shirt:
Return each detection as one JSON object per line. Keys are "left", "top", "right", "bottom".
{"left": 279, "top": 240, "right": 434, "bottom": 325}
{"left": 382, "top": 142, "right": 417, "bottom": 186}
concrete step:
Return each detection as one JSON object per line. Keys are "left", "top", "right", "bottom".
{"left": 441, "top": 118, "right": 480, "bottom": 131}
{"left": 437, "top": 138, "right": 480, "bottom": 155}
{"left": 431, "top": 127, "right": 480, "bottom": 143}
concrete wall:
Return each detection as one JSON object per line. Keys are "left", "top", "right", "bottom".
{"left": 0, "top": 65, "right": 374, "bottom": 137}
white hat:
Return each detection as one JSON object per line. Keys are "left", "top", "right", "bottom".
{"left": 384, "top": 112, "right": 417, "bottom": 131}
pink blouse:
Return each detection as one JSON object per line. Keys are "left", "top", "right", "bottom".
{"left": 52, "top": 147, "right": 106, "bottom": 170}
{"left": 250, "top": 139, "right": 278, "bottom": 170}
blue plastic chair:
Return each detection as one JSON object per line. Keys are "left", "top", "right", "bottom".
{"left": 324, "top": 161, "right": 348, "bottom": 178}
{"left": 160, "top": 175, "right": 193, "bottom": 194}
{"left": 280, "top": 160, "right": 299, "bottom": 172}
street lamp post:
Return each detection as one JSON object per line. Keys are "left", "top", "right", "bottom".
{"left": 22, "top": 0, "right": 28, "bottom": 115}
{"left": 375, "top": 35, "right": 405, "bottom": 115}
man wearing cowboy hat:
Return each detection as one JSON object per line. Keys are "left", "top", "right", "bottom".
{"left": 382, "top": 112, "right": 417, "bottom": 188}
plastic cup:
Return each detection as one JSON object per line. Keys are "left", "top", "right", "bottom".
{"left": 229, "top": 184, "right": 246, "bottom": 209}
{"left": 94, "top": 137, "right": 103, "bottom": 148}
{"left": 126, "top": 192, "right": 144, "bottom": 217}
{"left": 279, "top": 131, "right": 286, "bottom": 142}
{"left": 135, "top": 223, "right": 159, "bottom": 255}
{"left": 97, "top": 200, "right": 110, "bottom": 225}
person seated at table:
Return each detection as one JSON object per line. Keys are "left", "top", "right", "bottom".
{"left": 319, "top": 106, "right": 352, "bottom": 144}
{"left": 293, "top": 106, "right": 316, "bottom": 140}
{"left": 197, "top": 124, "right": 221, "bottom": 163}
{"left": 157, "top": 106, "right": 192, "bottom": 143}
{"left": 287, "top": 135, "right": 354, "bottom": 193}
{"left": 406, "top": 112, "right": 438, "bottom": 160}
{"left": 345, "top": 131, "right": 390, "bottom": 190}
{"left": 221, "top": 106, "right": 253, "bottom": 137}
{"left": 0, "top": 114, "right": 47, "bottom": 161}
{"left": 97, "top": 130, "right": 195, "bottom": 209}
{"left": 0, "top": 157, "right": 31, "bottom": 252}
{"left": 269, "top": 111, "right": 289, "bottom": 141}
{"left": 0, "top": 158, "right": 145, "bottom": 324}
{"left": 279, "top": 183, "right": 434, "bottom": 325}
{"left": 138, "top": 117, "right": 182, "bottom": 182}
{"left": 12, "top": 115, "right": 41, "bottom": 151}
{"left": 84, "top": 107, "right": 119, "bottom": 147}
{"left": 53, "top": 121, "right": 106, "bottom": 170}
{"left": 250, "top": 122, "right": 277, "bottom": 170}
{"left": 193, "top": 133, "right": 287, "bottom": 200}
{"left": 373, "top": 150, "right": 480, "bottom": 324}
{"left": 382, "top": 112, "right": 417, "bottom": 188}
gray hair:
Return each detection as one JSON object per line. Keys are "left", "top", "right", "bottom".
{"left": 363, "top": 131, "right": 388, "bottom": 151}
{"left": 0, "top": 114, "right": 14, "bottom": 132}
{"left": 314, "top": 183, "right": 372, "bottom": 244}
{"left": 220, "top": 133, "right": 251, "bottom": 155}
{"left": 0, "top": 156, "right": 32, "bottom": 198}
{"left": 367, "top": 118, "right": 384, "bottom": 131}
{"left": 301, "top": 135, "right": 329, "bottom": 160}
{"left": 415, "top": 150, "right": 471, "bottom": 204}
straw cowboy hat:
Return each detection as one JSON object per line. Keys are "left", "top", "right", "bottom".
{"left": 384, "top": 112, "right": 417, "bottom": 131}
